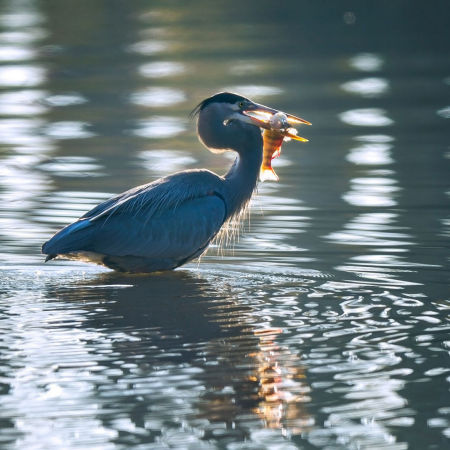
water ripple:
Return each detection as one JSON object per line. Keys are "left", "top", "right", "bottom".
{"left": 349, "top": 53, "right": 384, "bottom": 72}
{"left": 325, "top": 212, "right": 412, "bottom": 248}
{"left": 437, "top": 106, "right": 450, "bottom": 119}
{"left": 222, "top": 85, "right": 283, "bottom": 98}
{"left": 133, "top": 116, "right": 187, "bottom": 139}
{"left": 0, "top": 65, "right": 46, "bottom": 87}
{"left": 0, "top": 90, "right": 48, "bottom": 116}
{"left": 130, "top": 87, "right": 186, "bottom": 108}
{"left": 0, "top": 2, "right": 449, "bottom": 449}
{"left": 347, "top": 143, "right": 394, "bottom": 165}
{"left": 138, "top": 61, "right": 186, "bottom": 78}
{"left": 137, "top": 149, "right": 196, "bottom": 175}
{"left": 0, "top": 45, "right": 35, "bottom": 61}
{"left": 339, "top": 108, "right": 394, "bottom": 127}
{"left": 38, "top": 156, "right": 104, "bottom": 178}
{"left": 341, "top": 77, "right": 389, "bottom": 98}
{"left": 43, "top": 93, "right": 88, "bottom": 107}
{"left": 343, "top": 177, "right": 400, "bottom": 207}
{"left": 127, "top": 40, "right": 169, "bottom": 56}
{"left": 44, "top": 121, "right": 95, "bottom": 139}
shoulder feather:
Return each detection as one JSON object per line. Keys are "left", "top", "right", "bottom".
{"left": 86, "top": 169, "right": 224, "bottom": 223}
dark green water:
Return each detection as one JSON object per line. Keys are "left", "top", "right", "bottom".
{"left": 0, "top": 1, "right": 449, "bottom": 448}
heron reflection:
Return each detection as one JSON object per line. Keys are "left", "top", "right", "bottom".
{"left": 48, "top": 271, "right": 313, "bottom": 442}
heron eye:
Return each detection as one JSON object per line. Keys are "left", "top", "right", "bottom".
{"left": 238, "top": 101, "right": 245, "bottom": 108}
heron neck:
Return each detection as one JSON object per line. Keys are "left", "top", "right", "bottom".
{"left": 223, "top": 144, "right": 262, "bottom": 218}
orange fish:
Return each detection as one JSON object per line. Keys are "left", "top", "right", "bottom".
{"left": 260, "top": 112, "right": 308, "bottom": 182}
{"left": 260, "top": 128, "right": 285, "bottom": 181}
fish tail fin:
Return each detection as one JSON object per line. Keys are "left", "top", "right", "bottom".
{"left": 259, "top": 167, "right": 279, "bottom": 182}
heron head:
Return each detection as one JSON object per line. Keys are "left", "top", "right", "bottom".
{"left": 192, "top": 92, "right": 310, "bottom": 154}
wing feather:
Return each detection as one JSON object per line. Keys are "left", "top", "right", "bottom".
{"left": 88, "top": 194, "right": 225, "bottom": 259}
{"left": 42, "top": 170, "right": 227, "bottom": 266}
{"left": 85, "top": 169, "right": 222, "bottom": 223}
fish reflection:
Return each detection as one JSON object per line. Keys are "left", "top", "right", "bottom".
{"left": 197, "top": 326, "right": 312, "bottom": 438}
{"left": 248, "top": 329, "right": 312, "bottom": 434}
{"left": 47, "top": 271, "right": 312, "bottom": 443}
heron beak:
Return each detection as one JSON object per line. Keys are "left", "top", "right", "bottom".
{"left": 242, "top": 102, "right": 311, "bottom": 140}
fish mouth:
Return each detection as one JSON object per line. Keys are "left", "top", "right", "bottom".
{"left": 242, "top": 103, "right": 311, "bottom": 142}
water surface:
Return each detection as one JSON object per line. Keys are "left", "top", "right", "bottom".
{"left": 0, "top": 1, "right": 449, "bottom": 449}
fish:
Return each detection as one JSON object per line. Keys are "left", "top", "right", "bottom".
{"left": 260, "top": 112, "right": 308, "bottom": 182}
{"left": 260, "top": 128, "right": 285, "bottom": 181}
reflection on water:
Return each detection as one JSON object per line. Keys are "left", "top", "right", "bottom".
{"left": 133, "top": 116, "right": 187, "bottom": 139}
{"left": 326, "top": 212, "right": 413, "bottom": 258}
{"left": 138, "top": 149, "right": 197, "bottom": 176}
{"left": 38, "top": 156, "right": 104, "bottom": 178}
{"left": 339, "top": 108, "right": 394, "bottom": 127}
{"left": 138, "top": 61, "right": 186, "bottom": 79}
{"left": 347, "top": 139, "right": 394, "bottom": 166}
{"left": 44, "top": 121, "right": 95, "bottom": 140}
{"left": 0, "top": 269, "right": 315, "bottom": 447}
{"left": 343, "top": 176, "right": 400, "bottom": 207}
{"left": 341, "top": 77, "right": 389, "bottom": 98}
{"left": 0, "top": 64, "right": 46, "bottom": 86}
{"left": 222, "top": 85, "right": 283, "bottom": 98}
{"left": 130, "top": 87, "right": 186, "bottom": 108}
{"left": 437, "top": 106, "right": 450, "bottom": 119}
{"left": 3, "top": 263, "right": 448, "bottom": 448}
{"left": 0, "top": 89, "right": 47, "bottom": 115}
{"left": 349, "top": 53, "right": 384, "bottom": 72}
{"left": 0, "top": 0, "right": 449, "bottom": 448}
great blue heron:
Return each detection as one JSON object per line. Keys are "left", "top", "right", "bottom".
{"left": 42, "top": 92, "right": 310, "bottom": 273}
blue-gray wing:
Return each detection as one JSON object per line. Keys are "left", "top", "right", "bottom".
{"left": 43, "top": 190, "right": 226, "bottom": 270}
{"left": 42, "top": 170, "right": 228, "bottom": 271}
{"left": 88, "top": 193, "right": 226, "bottom": 259}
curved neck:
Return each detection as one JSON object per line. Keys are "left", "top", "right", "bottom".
{"left": 223, "top": 142, "right": 263, "bottom": 219}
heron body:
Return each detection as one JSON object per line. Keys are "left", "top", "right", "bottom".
{"left": 42, "top": 92, "right": 309, "bottom": 273}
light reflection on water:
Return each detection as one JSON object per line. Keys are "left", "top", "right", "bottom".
{"left": 0, "top": 64, "right": 46, "bottom": 87}
{"left": 137, "top": 149, "right": 197, "bottom": 176}
{"left": 343, "top": 176, "right": 400, "bottom": 207}
{"left": 138, "top": 61, "right": 186, "bottom": 79}
{"left": 349, "top": 53, "right": 384, "bottom": 72}
{"left": 347, "top": 142, "right": 394, "bottom": 165}
{"left": 0, "top": 0, "right": 449, "bottom": 449}
{"left": 341, "top": 77, "right": 389, "bottom": 98}
{"left": 130, "top": 87, "right": 186, "bottom": 108}
{"left": 132, "top": 116, "right": 187, "bottom": 139}
{"left": 339, "top": 108, "right": 394, "bottom": 127}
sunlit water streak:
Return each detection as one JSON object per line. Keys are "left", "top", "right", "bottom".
{"left": 0, "top": 1, "right": 449, "bottom": 449}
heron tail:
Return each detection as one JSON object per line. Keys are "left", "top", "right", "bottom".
{"left": 42, "top": 219, "right": 94, "bottom": 258}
